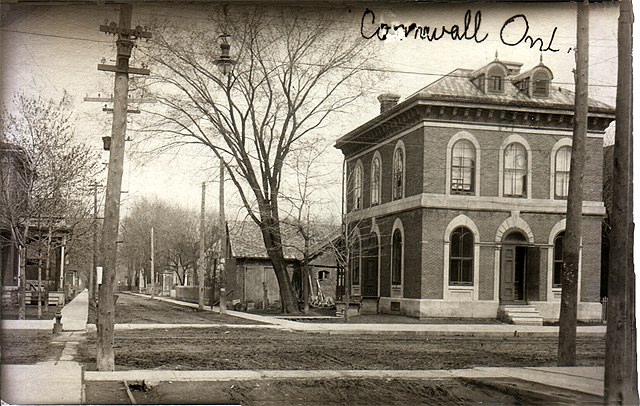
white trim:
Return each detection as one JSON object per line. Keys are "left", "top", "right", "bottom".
{"left": 370, "top": 151, "right": 382, "bottom": 206}
{"left": 498, "top": 134, "right": 532, "bottom": 199}
{"left": 493, "top": 214, "right": 534, "bottom": 302}
{"left": 549, "top": 138, "right": 573, "bottom": 200}
{"left": 391, "top": 218, "right": 405, "bottom": 298}
{"left": 546, "top": 220, "right": 583, "bottom": 303}
{"left": 495, "top": 213, "right": 535, "bottom": 243}
{"left": 547, "top": 219, "right": 566, "bottom": 302}
{"left": 352, "top": 160, "right": 364, "bottom": 211}
{"left": 443, "top": 215, "right": 480, "bottom": 301}
{"left": 393, "top": 141, "right": 406, "bottom": 201}
{"left": 345, "top": 193, "right": 605, "bottom": 223}
{"left": 445, "top": 131, "right": 481, "bottom": 197}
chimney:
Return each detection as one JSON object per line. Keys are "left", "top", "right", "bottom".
{"left": 377, "top": 93, "right": 401, "bottom": 114}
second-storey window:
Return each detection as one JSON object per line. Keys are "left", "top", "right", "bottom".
{"left": 555, "top": 146, "right": 571, "bottom": 199}
{"left": 451, "top": 139, "right": 476, "bottom": 194}
{"left": 393, "top": 148, "right": 404, "bottom": 200}
{"left": 371, "top": 156, "right": 381, "bottom": 206}
{"left": 353, "top": 163, "right": 363, "bottom": 210}
{"left": 504, "top": 143, "right": 527, "bottom": 197}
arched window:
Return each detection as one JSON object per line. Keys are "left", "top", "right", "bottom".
{"left": 533, "top": 71, "right": 550, "bottom": 97}
{"left": 391, "top": 229, "right": 402, "bottom": 285}
{"left": 451, "top": 139, "right": 476, "bottom": 193}
{"left": 504, "top": 143, "right": 527, "bottom": 197}
{"left": 371, "top": 155, "right": 381, "bottom": 206}
{"left": 393, "top": 147, "right": 404, "bottom": 200}
{"left": 555, "top": 146, "right": 571, "bottom": 199}
{"left": 553, "top": 231, "right": 565, "bottom": 288}
{"left": 351, "top": 236, "right": 360, "bottom": 286}
{"left": 449, "top": 226, "right": 474, "bottom": 285}
{"left": 353, "top": 163, "right": 363, "bottom": 210}
{"left": 487, "top": 66, "right": 505, "bottom": 93}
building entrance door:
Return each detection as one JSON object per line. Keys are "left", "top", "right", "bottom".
{"left": 500, "top": 231, "right": 528, "bottom": 303}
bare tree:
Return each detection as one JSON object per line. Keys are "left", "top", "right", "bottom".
{"left": 140, "top": 5, "right": 379, "bottom": 313}
{"left": 0, "top": 92, "right": 100, "bottom": 319}
{"left": 121, "top": 197, "right": 219, "bottom": 291}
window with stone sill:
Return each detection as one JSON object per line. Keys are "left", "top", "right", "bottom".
{"left": 371, "top": 155, "right": 381, "bottom": 206}
{"left": 393, "top": 148, "right": 404, "bottom": 200}
{"left": 553, "top": 231, "right": 565, "bottom": 288}
{"left": 318, "top": 270, "right": 330, "bottom": 281}
{"left": 353, "top": 163, "right": 363, "bottom": 210}
{"left": 449, "top": 226, "right": 474, "bottom": 286}
{"left": 554, "top": 146, "right": 571, "bottom": 199}
{"left": 503, "top": 142, "right": 528, "bottom": 197}
{"left": 451, "top": 139, "right": 476, "bottom": 194}
{"left": 391, "top": 229, "right": 402, "bottom": 285}
{"left": 351, "top": 237, "right": 360, "bottom": 286}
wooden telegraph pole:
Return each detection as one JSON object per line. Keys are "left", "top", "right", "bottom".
{"left": 198, "top": 182, "right": 206, "bottom": 310}
{"left": 89, "top": 183, "right": 101, "bottom": 323}
{"left": 96, "top": 4, "right": 150, "bottom": 371}
{"left": 557, "top": 0, "right": 589, "bottom": 366}
{"left": 219, "top": 159, "right": 227, "bottom": 314}
{"left": 604, "top": 0, "right": 638, "bottom": 402}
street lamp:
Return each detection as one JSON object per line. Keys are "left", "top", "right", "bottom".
{"left": 214, "top": 34, "right": 236, "bottom": 76}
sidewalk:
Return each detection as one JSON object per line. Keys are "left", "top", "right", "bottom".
{"left": 84, "top": 366, "right": 605, "bottom": 398}
{"left": 1, "top": 289, "right": 88, "bottom": 332}
{"left": 1, "top": 291, "right": 88, "bottom": 404}
{"left": 1, "top": 361, "right": 83, "bottom": 405}
{"left": 140, "top": 292, "right": 607, "bottom": 337}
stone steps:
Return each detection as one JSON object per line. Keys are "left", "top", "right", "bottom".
{"left": 499, "top": 304, "right": 543, "bottom": 326}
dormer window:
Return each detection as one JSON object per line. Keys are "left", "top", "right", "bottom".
{"left": 533, "top": 71, "right": 550, "bottom": 97}
{"left": 487, "top": 66, "right": 505, "bottom": 93}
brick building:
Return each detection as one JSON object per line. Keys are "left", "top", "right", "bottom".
{"left": 335, "top": 58, "right": 615, "bottom": 322}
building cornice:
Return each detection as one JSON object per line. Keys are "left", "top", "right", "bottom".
{"left": 336, "top": 96, "right": 615, "bottom": 155}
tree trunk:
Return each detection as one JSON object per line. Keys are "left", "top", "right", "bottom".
{"left": 259, "top": 216, "right": 299, "bottom": 314}
{"left": 557, "top": 0, "right": 588, "bottom": 367}
{"left": 17, "top": 224, "right": 29, "bottom": 320}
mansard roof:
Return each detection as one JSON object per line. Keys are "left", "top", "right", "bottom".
{"left": 336, "top": 60, "right": 615, "bottom": 152}
{"left": 413, "top": 68, "right": 612, "bottom": 112}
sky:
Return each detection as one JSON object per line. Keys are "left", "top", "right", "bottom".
{"left": 0, "top": 1, "right": 627, "bottom": 223}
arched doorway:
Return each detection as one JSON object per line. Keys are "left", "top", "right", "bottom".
{"left": 500, "top": 230, "right": 529, "bottom": 303}
{"left": 362, "top": 233, "right": 379, "bottom": 297}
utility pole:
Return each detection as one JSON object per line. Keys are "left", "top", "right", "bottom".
{"left": 96, "top": 4, "right": 150, "bottom": 372}
{"left": 219, "top": 158, "right": 227, "bottom": 314}
{"left": 198, "top": 182, "right": 206, "bottom": 310}
{"left": 605, "top": 0, "right": 638, "bottom": 402}
{"left": 557, "top": 0, "right": 589, "bottom": 367}
{"left": 150, "top": 226, "right": 155, "bottom": 299}
{"left": 89, "top": 183, "right": 100, "bottom": 323}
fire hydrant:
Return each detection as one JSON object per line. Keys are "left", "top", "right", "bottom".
{"left": 53, "top": 310, "right": 63, "bottom": 334}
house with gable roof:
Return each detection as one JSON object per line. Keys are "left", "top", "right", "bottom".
{"left": 334, "top": 57, "right": 615, "bottom": 323}
{"left": 224, "top": 220, "right": 341, "bottom": 309}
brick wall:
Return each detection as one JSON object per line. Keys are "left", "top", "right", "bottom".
{"left": 581, "top": 215, "right": 602, "bottom": 302}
